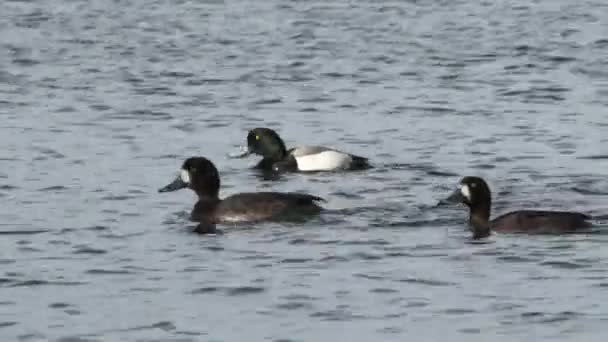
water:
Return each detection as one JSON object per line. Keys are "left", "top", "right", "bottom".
{"left": 1, "top": 0, "right": 608, "bottom": 340}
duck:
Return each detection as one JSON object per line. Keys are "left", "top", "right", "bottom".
{"left": 232, "top": 127, "right": 370, "bottom": 172}
{"left": 158, "top": 157, "right": 325, "bottom": 233}
{"left": 441, "top": 176, "right": 592, "bottom": 239}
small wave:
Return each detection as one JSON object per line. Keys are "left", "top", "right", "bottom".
{"left": 540, "top": 260, "right": 587, "bottom": 269}
{"left": 85, "top": 269, "right": 135, "bottom": 275}
{"left": 0, "top": 321, "right": 16, "bottom": 328}
{"left": 9, "top": 280, "right": 87, "bottom": 287}
{"left": 396, "top": 277, "right": 456, "bottom": 287}
{"left": 0, "top": 229, "right": 49, "bottom": 235}
{"left": 72, "top": 247, "right": 107, "bottom": 255}
{"left": 191, "top": 285, "right": 265, "bottom": 296}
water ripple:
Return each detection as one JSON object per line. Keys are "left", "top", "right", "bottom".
{"left": 1, "top": 0, "right": 607, "bottom": 341}
{"left": 191, "top": 286, "right": 266, "bottom": 296}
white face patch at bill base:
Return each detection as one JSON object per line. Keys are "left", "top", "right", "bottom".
{"left": 180, "top": 169, "right": 190, "bottom": 184}
{"left": 460, "top": 184, "right": 471, "bottom": 201}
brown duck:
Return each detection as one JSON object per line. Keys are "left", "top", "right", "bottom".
{"left": 442, "top": 176, "right": 592, "bottom": 239}
{"left": 159, "top": 157, "right": 324, "bottom": 233}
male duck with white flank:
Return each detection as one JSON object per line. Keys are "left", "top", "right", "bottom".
{"left": 232, "top": 127, "right": 371, "bottom": 173}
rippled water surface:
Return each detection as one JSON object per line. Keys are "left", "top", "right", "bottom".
{"left": 2, "top": 0, "right": 608, "bottom": 340}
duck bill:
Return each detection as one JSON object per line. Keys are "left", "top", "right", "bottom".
{"left": 437, "top": 188, "right": 465, "bottom": 206}
{"left": 227, "top": 145, "right": 251, "bottom": 158}
{"left": 158, "top": 176, "right": 188, "bottom": 193}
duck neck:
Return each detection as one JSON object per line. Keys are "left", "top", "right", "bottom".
{"left": 264, "top": 152, "right": 286, "bottom": 165}
{"left": 196, "top": 193, "right": 220, "bottom": 201}
{"left": 469, "top": 203, "right": 491, "bottom": 239}
{"left": 191, "top": 197, "right": 221, "bottom": 223}
{"left": 257, "top": 145, "right": 288, "bottom": 170}
{"left": 192, "top": 177, "right": 220, "bottom": 201}
{"left": 256, "top": 157, "right": 279, "bottom": 170}
{"left": 264, "top": 138, "right": 288, "bottom": 161}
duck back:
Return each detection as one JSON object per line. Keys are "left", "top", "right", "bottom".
{"left": 215, "top": 192, "right": 324, "bottom": 223}
{"left": 491, "top": 210, "right": 591, "bottom": 233}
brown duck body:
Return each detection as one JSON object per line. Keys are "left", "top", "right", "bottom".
{"left": 191, "top": 192, "right": 323, "bottom": 224}
{"left": 489, "top": 210, "right": 591, "bottom": 234}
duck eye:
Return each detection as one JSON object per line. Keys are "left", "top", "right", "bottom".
{"left": 255, "top": 135, "right": 260, "bottom": 141}
{"left": 470, "top": 183, "right": 477, "bottom": 188}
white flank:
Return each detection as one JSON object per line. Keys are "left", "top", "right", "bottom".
{"left": 295, "top": 151, "right": 352, "bottom": 171}
{"left": 180, "top": 169, "right": 190, "bottom": 183}
{"left": 220, "top": 215, "right": 250, "bottom": 223}
{"left": 460, "top": 184, "right": 471, "bottom": 200}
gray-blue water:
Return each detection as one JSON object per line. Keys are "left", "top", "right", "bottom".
{"left": 2, "top": 0, "right": 608, "bottom": 341}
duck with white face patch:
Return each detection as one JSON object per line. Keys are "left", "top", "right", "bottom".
{"left": 440, "top": 176, "right": 593, "bottom": 239}
{"left": 158, "top": 157, "right": 325, "bottom": 234}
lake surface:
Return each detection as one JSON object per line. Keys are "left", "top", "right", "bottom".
{"left": 1, "top": 0, "right": 608, "bottom": 340}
